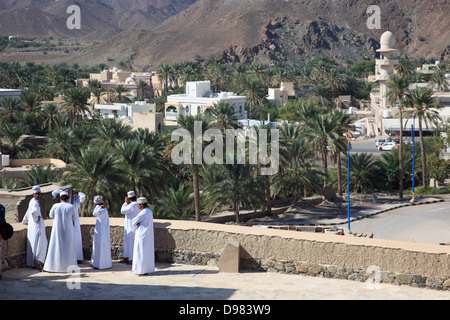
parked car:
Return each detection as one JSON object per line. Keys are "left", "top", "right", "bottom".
{"left": 375, "top": 138, "right": 386, "bottom": 148}
{"left": 403, "top": 137, "right": 412, "bottom": 144}
{"left": 378, "top": 142, "right": 399, "bottom": 151}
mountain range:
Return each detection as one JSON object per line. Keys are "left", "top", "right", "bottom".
{"left": 0, "top": 0, "right": 196, "bottom": 40}
{"left": 0, "top": 0, "right": 448, "bottom": 68}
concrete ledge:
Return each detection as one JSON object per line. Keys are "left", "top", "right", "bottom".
{"left": 2, "top": 218, "right": 449, "bottom": 290}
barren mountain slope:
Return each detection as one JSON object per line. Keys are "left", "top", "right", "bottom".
{"left": 67, "top": 0, "right": 449, "bottom": 69}
{"left": 0, "top": 0, "right": 196, "bottom": 40}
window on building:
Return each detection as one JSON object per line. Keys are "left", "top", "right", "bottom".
{"left": 166, "top": 106, "right": 177, "bottom": 113}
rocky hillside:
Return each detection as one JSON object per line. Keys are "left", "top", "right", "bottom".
{"left": 0, "top": 0, "right": 196, "bottom": 40}
{"left": 0, "top": 0, "right": 448, "bottom": 68}
{"left": 65, "top": 0, "right": 449, "bottom": 69}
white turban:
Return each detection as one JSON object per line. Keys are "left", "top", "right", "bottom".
{"left": 127, "top": 191, "right": 136, "bottom": 198}
{"left": 52, "top": 189, "right": 62, "bottom": 198}
{"left": 32, "top": 185, "right": 41, "bottom": 193}
{"left": 137, "top": 197, "right": 147, "bottom": 204}
{"left": 94, "top": 195, "right": 103, "bottom": 205}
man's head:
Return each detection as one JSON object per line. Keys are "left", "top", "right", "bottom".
{"left": 94, "top": 195, "right": 104, "bottom": 207}
{"left": 137, "top": 197, "right": 148, "bottom": 209}
{"left": 32, "top": 186, "right": 41, "bottom": 200}
{"left": 60, "top": 191, "right": 69, "bottom": 202}
{"left": 127, "top": 191, "right": 137, "bottom": 202}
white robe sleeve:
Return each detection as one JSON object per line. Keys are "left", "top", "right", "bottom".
{"left": 52, "top": 189, "right": 62, "bottom": 198}
{"left": 121, "top": 202, "right": 135, "bottom": 215}
{"left": 49, "top": 206, "right": 55, "bottom": 219}
{"left": 78, "top": 192, "right": 86, "bottom": 203}
{"left": 93, "top": 206, "right": 108, "bottom": 217}
{"left": 132, "top": 211, "right": 144, "bottom": 228}
{"left": 21, "top": 212, "right": 28, "bottom": 224}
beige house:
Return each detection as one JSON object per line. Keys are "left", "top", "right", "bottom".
{"left": 127, "top": 112, "right": 164, "bottom": 133}
{"left": 267, "top": 82, "right": 296, "bottom": 107}
{"left": 77, "top": 67, "right": 155, "bottom": 103}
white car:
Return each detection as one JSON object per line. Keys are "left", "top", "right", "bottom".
{"left": 378, "top": 142, "right": 399, "bottom": 151}
{"left": 375, "top": 138, "right": 386, "bottom": 148}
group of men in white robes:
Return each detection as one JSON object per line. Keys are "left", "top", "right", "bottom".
{"left": 21, "top": 186, "right": 155, "bottom": 276}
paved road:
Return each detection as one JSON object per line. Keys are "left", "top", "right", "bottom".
{"left": 348, "top": 202, "right": 450, "bottom": 245}
{"left": 351, "top": 138, "right": 383, "bottom": 155}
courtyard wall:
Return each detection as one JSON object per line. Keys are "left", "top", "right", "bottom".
{"left": 1, "top": 218, "right": 449, "bottom": 290}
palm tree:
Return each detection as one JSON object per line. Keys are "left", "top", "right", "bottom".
{"left": 395, "top": 57, "right": 415, "bottom": 76}
{"left": 179, "top": 61, "right": 202, "bottom": 85}
{"left": 377, "top": 145, "right": 415, "bottom": 192}
{"left": 115, "top": 139, "right": 166, "bottom": 203}
{"left": 232, "top": 63, "right": 248, "bottom": 93}
{"left": 428, "top": 66, "right": 449, "bottom": 92}
{"left": 271, "top": 137, "right": 322, "bottom": 200}
{"left": 70, "top": 124, "right": 98, "bottom": 157}
{"left": 41, "top": 103, "right": 59, "bottom": 131}
{"left": 248, "top": 124, "right": 280, "bottom": 215}
{"left": 0, "top": 175, "right": 27, "bottom": 189}
{"left": 270, "top": 62, "right": 289, "bottom": 87}
{"left": 386, "top": 74, "right": 412, "bottom": 199}
{"left": 25, "top": 165, "right": 59, "bottom": 186}
{"left": 302, "top": 109, "right": 345, "bottom": 188}
{"left": 248, "top": 63, "right": 270, "bottom": 87}
{"left": 95, "top": 118, "right": 132, "bottom": 149}
{"left": 157, "top": 64, "right": 172, "bottom": 94}
{"left": 202, "top": 163, "right": 264, "bottom": 223}
{"left": 0, "top": 123, "right": 28, "bottom": 158}
{"left": 242, "top": 78, "right": 267, "bottom": 119}
{"left": 0, "top": 97, "right": 22, "bottom": 123}
{"left": 208, "top": 101, "right": 241, "bottom": 134}
{"left": 405, "top": 87, "right": 443, "bottom": 188}
{"left": 90, "top": 86, "right": 106, "bottom": 106}
{"left": 169, "top": 114, "right": 210, "bottom": 221}
{"left": 343, "top": 153, "right": 380, "bottom": 193}
{"left": 151, "top": 95, "right": 167, "bottom": 113}
{"left": 43, "top": 127, "right": 73, "bottom": 163}
{"left": 20, "top": 91, "right": 41, "bottom": 114}
{"left": 136, "top": 80, "right": 150, "bottom": 99}
{"left": 170, "top": 63, "right": 183, "bottom": 90}
{"left": 61, "top": 87, "right": 91, "bottom": 127}
{"left": 61, "top": 146, "right": 121, "bottom": 216}
{"left": 208, "top": 63, "right": 230, "bottom": 92}
{"left": 324, "top": 68, "right": 347, "bottom": 101}
{"left": 112, "top": 85, "right": 130, "bottom": 103}
{"left": 153, "top": 180, "right": 194, "bottom": 219}
{"left": 310, "top": 84, "right": 332, "bottom": 108}
{"left": 328, "top": 110, "right": 354, "bottom": 197}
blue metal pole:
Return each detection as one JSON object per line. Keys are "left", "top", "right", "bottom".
{"left": 347, "top": 137, "right": 351, "bottom": 231}
{"left": 412, "top": 113, "right": 415, "bottom": 202}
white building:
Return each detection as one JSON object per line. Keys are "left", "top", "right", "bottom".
{"left": 0, "top": 89, "right": 22, "bottom": 101}
{"left": 375, "top": 31, "right": 398, "bottom": 110}
{"left": 164, "top": 81, "right": 247, "bottom": 122}
{"left": 370, "top": 31, "right": 399, "bottom": 137}
{"left": 94, "top": 101, "right": 156, "bottom": 119}
{"left": 94, "top": 101, "right": 164, "bottom": 132}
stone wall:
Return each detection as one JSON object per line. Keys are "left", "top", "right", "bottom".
{"left": 1, "top": 218, "right": 449, "bottom": 291}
